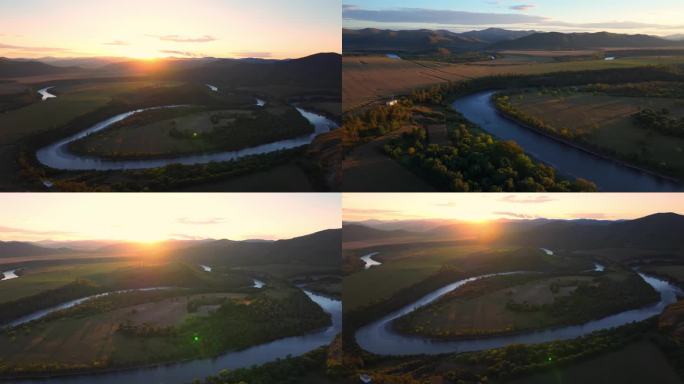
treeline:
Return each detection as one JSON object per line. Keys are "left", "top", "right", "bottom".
{"left": 197, "top": 107, "right": 314, "bottom": 151}
{"left": 383, "top": 110, "right": 596, "bottom": 191}
{"left": 168, "top": 287, "right": 331, "bottom": 358}
{"left": 634, "top": 108, "right": 684, "bottom": 138}
{"left": 192, "top": 347, "right": 335, "bottom": 384}
{"left": 0, "top": 279, "right": 100, "bottom": 326}
{"left": 442, "top": 319, "right": 658, "bottom": 383}
{"left": 545, "top": 272, "right": 660, "bottom": 323}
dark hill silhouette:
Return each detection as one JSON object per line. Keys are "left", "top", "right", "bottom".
{"left": 0, "top": 58, "right": 81, "bottom": 78}
{"left": 175, "top": 228, "right": 341, "bottom": 268}
{"left": 502, "top": 213, "right": 684, "bottom": 250}
{"left": 343, "top": 28, "right": 484, "bottom": 53}
{"left": 492, "top": 31, "right": 680, "bottom": 50}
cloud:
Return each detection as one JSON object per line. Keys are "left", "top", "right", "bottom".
{"left": 177, "top": 217, "right": 225, "bottom": 225}
{"left": 510, "top": 4, "right": 535, "bottom": 11}
{"left": 342, "top": 5, "right": 683, "bottom": 32}
{"left": 434, "top": 202, "right": 458, "bottom": 207}
{"left": 169, "top": 233, "right": 208, "bottom": 240}
{"left": 0, "top": 42, "right": 70, "bottom": 53}
{"left": 498, "top": 195, "right": 555, "bottom": 204}
{"left": 0, "top": 225, "right": 75, "bottom": 237}
{"left": 343, "top": 7, "right": 547, "bottom": 25}
{"left": 160, "top": 49, "right": 202, "bottom": 57}
{"left": 231, "top": 51, "right": 273, "bottom": 58}
{"left": 150, "top": 34, "right": 216, "bottom": 43}
{"left": 103, "top": 40, "right": 129, "bottom": 46}
{"left": 493, "top": 211, "right": 538, "bottom": 219}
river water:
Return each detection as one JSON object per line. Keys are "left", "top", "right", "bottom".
{"left": 360, "top": 252, "right": 382, "bottom": 270}
{"left": 9, "top": 288, "right": 340, "bottom": 384}
{"left": 0, "top": 269, "right": 20, "bottom": 281}
{"left": 38, "top": 87, "right": 56, "bottom": 101}
{"left": 36, "top": 106, "right": 337, "bottom": 171}
{"left": 356, "top": 269, "right": 682, "bottom": 356}
{"left": 451, "top": 91, "right": 683, "bottom": 192}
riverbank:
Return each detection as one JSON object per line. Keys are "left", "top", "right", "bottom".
{"left": 492, "top": 92, "right": 683, "bottom": 186}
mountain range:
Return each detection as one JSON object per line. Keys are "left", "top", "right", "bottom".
{"left": 0, "top": 53, "right": 341, "bottom": 91}
{"left": 0, "top": 229, "right": 341, "bottom": 268}
{"left": 343, "top": 28, "right": 684, "bottom": 54}
{"left": 344, "top": 213, "right": 684, "bottom": 252}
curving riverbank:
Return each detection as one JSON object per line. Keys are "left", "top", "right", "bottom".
{"left": 360, "top": 252, "right": 382, "bottom": 270}
{"left": 38, "top": 87, "right": 56, "bottom": 101}
{"left": 4, "top": 287, "right": 340, "bottom": 384}
{"left": 36, "top": 105, "right": 337, "bottom": 171}
{"left": 451, "top": 91, "right": 683, "bottom": 192}
{"left": 356, "top": 267, "right": 682, "bottom": 356}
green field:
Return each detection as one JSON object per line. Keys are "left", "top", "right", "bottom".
{"left": 343, "top": 244, "right": 591, "bottom": 314}
{"left": 393, "top": 270, "right": 658, "bottom": 339}
{"left": 504, "top": 88, "right": 684, "bottom": 179}
{"left": 68, "top": 104, "right": 312, "bottom": 160}
{"left": 0, "top": 259, "right": 330, "bottom": 376}
{"left": 0, "top": 260, "right": 137, "bottom": 304}
{"left": 507, "top": 340, "right": 682, "bottom": 384}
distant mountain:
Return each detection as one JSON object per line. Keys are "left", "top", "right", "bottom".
{"left": 503, "top": 213, "right": 684, "bottom": 251}
{"left": 664, "top": 34, "right": 684, "bottom": 41}
{"left": 343, "top": 28, "right": 484, "bottom": 53}
{"left": 176, "top": 229, "right": 341, "bottom": 268}
{"left": 343, "top": 224, "right": 416, "bottom": 243}
{"left": 460, "top": 28, "right": 536, "bottom": 44}
{"left": 0, "top": 58, "right": 81, "bottom": 78}
{"left": 170, "top": 52, "right": 341, "bottom": 90}
{"left": 37, "top": 57, "right": 128, "bottom": 69}
{"left": 492, "top": 31, "right": 679, "bottom": 50}
{"left": 0, "top": 241, "right": 71, "bottom": 258}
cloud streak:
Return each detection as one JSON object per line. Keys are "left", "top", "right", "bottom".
{"left": 510, "top": 4, "right": 535, "bottom": 11}
{"left": 103, "top": 40, "right": 129, "bottom": 46}
{"left": 150, "top": 34, "right": 217, "bottom": 43}
{"left": 177, "top": 217, "right": 225, "bottom": 225}
{"left": 0, "top": 42, "right": 70, "bottom": 53}
{"left": 159, "top": 49, "right": 202, "bottom": 57}
{"left": 343, "top": 7, "right": 547, "bottom": 25}
{"left": 493, "top": 211, "right": 538, "bottom": 219}
{"left": 498, "top": 195, "right": 555, "bottom": 204}
{"left": 342, "top": 5, "right": 684, "bottom": 32}
{"left": 0, "top": 225, "right": 76, "bottom": 237}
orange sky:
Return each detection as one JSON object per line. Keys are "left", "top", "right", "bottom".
{"left": 0, "top": 0, "right": 341, "bottom": 59}
{"left": 0, "top": 193, "right": 341, "bottom": 243}
{"left": 343, "top": 193, "right": 684, "bottom": 222}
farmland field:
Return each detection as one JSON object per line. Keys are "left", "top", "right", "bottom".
{"left": 342, "top": 54, "right": 684, "bottom": 111}
{"left": 505, "top": 90, "right": 684, "bottom": 179}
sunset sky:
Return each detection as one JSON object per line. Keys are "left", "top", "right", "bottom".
{"left": 0, "top": 0, "right": 341, "bottom": 59}
{"left": 343, "top": 193, "right": 684, "bottom": 222}
{"left": 344, "top": 0, "right": 684, "bottom": 36}
{"left": 0, "top": 194, "right": 341, "bottom": 243}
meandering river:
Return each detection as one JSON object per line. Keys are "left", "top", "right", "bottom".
{"left": 38, "top": 87, "right": 56, "bottom": 101}
{"left": 0, "top": 269, "right": 20, "bottom": 281}
{"left": 356, "top": 265, "right": 682, "bottom": 356}
{"left": 8, "top": 288, "right": 340, "bottom": 384}
{"left": 451, "top": 91, "right": 683, "bottom": 192}
{"left": 36, "top": 106, "right": 337, "bottom": 171}
{"left": 360, "top": 252, "right": 382, "bottom": 269}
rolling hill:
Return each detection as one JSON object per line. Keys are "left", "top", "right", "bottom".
{"left": 0, "top": 241, "right": 72, "bottom": 258}
{"left": 343, "top": 28, "right": 484, "bottom": 53}
{"left": 175, "top": 228, "right": 341, "bottom": 268}
{"left": 0, "top": 58, "right": 82, "bottom": 78}
{"left": 503, "top": 213, "right": 684, "bottom": 251}
{"left": 492, "top": 31, "right": 680, "bottom": 50}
